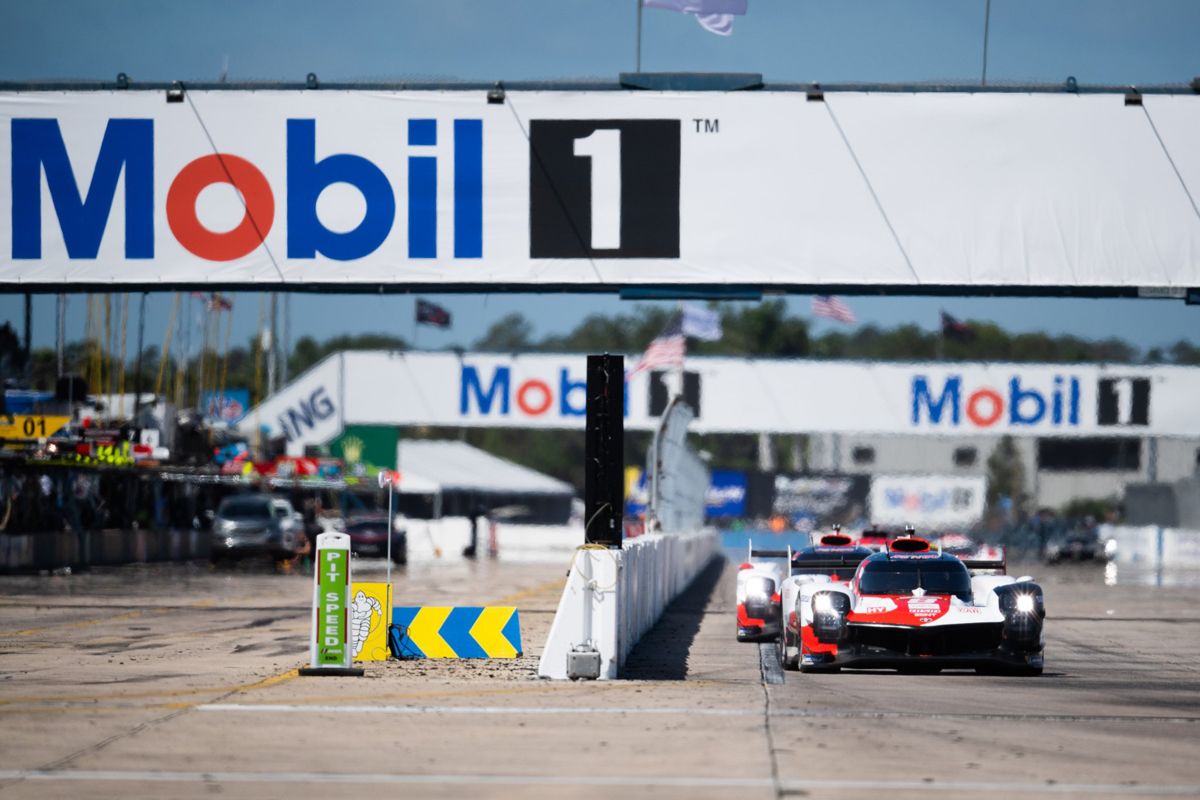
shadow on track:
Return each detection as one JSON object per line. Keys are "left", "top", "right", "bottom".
{"left": 621, "top": 555, "right": 726, "bottom": 680}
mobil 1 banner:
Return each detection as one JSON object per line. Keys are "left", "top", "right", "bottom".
{"left": 244, "top": 352, "right": 1200, "bottom": 447}
{"left": 4, "top": 90, "right": 1200, "bottom": 289}
{"left": 869, "top": 475, "right": 987, "bottom": 531}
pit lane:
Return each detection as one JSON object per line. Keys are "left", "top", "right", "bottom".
{"left": 1, "top": 556, "right": 1198, "bottom": 799}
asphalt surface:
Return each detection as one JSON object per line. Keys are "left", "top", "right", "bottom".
{"left": 1, "top": 553, "right": 1198, "bottom": 799}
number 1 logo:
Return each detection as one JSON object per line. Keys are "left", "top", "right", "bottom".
{"left": 529, "top": 119, "right": 680, "bottom": 259}
{"left": 572, "top": 129, "right": 622, "bottom": 250}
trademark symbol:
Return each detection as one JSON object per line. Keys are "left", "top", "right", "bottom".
{"left": 693, "top": 118, "right": 719, "bottom": 134}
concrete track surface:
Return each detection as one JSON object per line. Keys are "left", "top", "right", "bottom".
{"left": 1, "top": 555, "right": 1198, "bottom": 800}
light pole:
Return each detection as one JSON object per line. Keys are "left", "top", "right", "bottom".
{"left": 378, "top": 469, "right": 400, "bottom": 591}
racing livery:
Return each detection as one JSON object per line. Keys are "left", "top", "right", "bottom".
{"left": 779, "top": 535, "right": 1044, "bottom": 675}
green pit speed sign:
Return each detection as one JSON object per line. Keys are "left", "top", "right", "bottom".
{"left": 311, "top": 532, "right": 352, "bottom": 669}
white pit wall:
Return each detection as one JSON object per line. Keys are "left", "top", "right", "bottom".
{"left": 538, "top": 530, "right": 719, "bottom": 680}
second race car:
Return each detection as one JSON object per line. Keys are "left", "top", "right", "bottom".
{"left": 737, "top": 530, "right": 872, "bottom": 643}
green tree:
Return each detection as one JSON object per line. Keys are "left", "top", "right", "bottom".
{"left": 697, "top": 300, "right": 809, "bottom": 357}
{"left": 474, "top": 313, "right": 534, "bottom": 352}
{"left": 542, "top": 307, "right": 677, "bottom": 354}
{"left": 986, "top": 436, "right": 1026, "bottom": 516}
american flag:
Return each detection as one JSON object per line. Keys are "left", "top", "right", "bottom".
{"left": 811, "top": 295, "right": 856, "bottom": 325}
{"left": 629, "top": 314, "right": 686, "bottom": 376}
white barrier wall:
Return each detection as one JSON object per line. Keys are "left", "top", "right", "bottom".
{"left": 538, "top": 530, "right": 718, "bottom": 680}
{"left": 1100, "top": 524, "right": 1200, "bottom": 568}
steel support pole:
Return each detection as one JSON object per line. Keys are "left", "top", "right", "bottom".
{"left": 132, "top": 292, "right": 147, "bottom": 420}
{"left": 635, "top": 0, "right": 643, "bottom": 73}
{"left": 386, "top": 481, "right": 394, "bottom": 592}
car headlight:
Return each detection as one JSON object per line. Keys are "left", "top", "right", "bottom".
{"left": 1015, "top": 594, "right": 1036, "bottom": 614}
{"left": 1104, "top": 539, "right": 1117, "bottom": 557}
{"left": 745, "top": 577, "right": 774, "bottom": 602}
{"left": 812, "top": 593, "right": 834, "bottom": 614}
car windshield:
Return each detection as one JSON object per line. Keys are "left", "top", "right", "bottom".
{"left": 859, "top": 559, "right": 972, "bottom": 600}
{"left": 346, "top": 519, "right": 386, "bottom": 532}
{"left": 218, "top": 498, "right": 272, "bottom": 521}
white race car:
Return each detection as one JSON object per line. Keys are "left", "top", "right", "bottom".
{"left": 735, "top": 542, "right": 791, "bottom": 642}
{"left": 779, "top": 535, "right": 1043, "bottom": 675}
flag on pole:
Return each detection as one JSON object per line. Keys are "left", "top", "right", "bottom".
{"left": 940, "top": 311, "right": 975, "bottom": 342}
{"left": 643, "top": 0, "right": 748, "bottom": 36}
{"left": 680, "top": 304, "right": 722, "bottom": 341}
{"left": 811, "top": 295, "right": 856, "bottom": 325}
{"left": 629, "top": 313, "right": 686, "bottom": 376}
{"left": 190, "top": 291, "right": 232, "bottom": 312}
{"left": 416, "top": 299, "right": 452, "bottom": 328}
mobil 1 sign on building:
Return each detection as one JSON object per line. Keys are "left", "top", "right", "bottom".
{"left": 245, "top": 351, "right": 1200, "bottom": 453}
{"left": 2, "top": 88, "right": 1199, "bottom": 291}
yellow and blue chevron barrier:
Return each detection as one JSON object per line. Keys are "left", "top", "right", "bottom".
{"left": 391, "top": 606, "right": 522, "bottom": 658}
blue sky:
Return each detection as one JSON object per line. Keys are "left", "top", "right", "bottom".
{"left": 1, "top": 0, "right": 1198, "bottom": 354}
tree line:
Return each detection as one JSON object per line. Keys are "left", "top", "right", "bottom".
{"left": 471, "top": 301, "right": 1199, "bottom": 364}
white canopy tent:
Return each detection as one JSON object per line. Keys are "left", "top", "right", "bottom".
{"left": 394, "top": 440, "right": 575, "bottom": 524}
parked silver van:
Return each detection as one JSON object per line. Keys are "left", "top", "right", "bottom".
{"left": 211, "top": 494, "right": 302, "bottom": 562}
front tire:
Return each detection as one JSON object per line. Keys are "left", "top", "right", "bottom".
{"left": 779, "top": 630, "right": 800, "bottom": 671}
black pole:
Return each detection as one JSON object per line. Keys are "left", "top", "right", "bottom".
{"left": 23, "top": 293, "right": 32, "bottom": 384}
{"left": 981, "top": 0, "right": 992, "bottom": 87}
{"left": 584, "top": 354, "right": 624, "bottom": 548}
{"left": 132, "top": 292, "right": 148, "bottom": 420}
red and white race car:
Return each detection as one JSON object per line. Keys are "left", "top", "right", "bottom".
{"left": 937, "top": 531, "right": 1006, "bottom": 565}
{"left": 856, "top": 526, "right": 901, "bottom": 552}
{"left": 737, "top": 532, "right": 872, "bottom": 643}
{"left": 779, "top": 535, "right": 1044, "bottom": 675}
{"left": 735, "top": 542, "right": 791, "bottom": 642}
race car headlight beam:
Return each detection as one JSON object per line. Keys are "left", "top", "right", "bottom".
{"left": 812, "top": 593, "right": 835, "bottom": 614}
{"left": 998, "top": 583, "right": 1045, "bottom": 651}
{"left": 744, "top": 577, "right": 777, "bottom": 620}
{"left": 811, "top": 591, "right": 850, "bottom": 644}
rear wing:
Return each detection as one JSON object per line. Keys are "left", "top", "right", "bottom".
{"left": 962, "top": 559, "right": 1007, "bottom": 574}
{"left": 750, "top": 549, "right": 791, "bottom": 559}
{"left": 746, "top": 542, "right": 794, "bottom": 578}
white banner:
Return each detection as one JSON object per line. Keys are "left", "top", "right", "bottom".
{"left": 240, "top": 352, "right": 1200, "bottom": 450}
{"left": 869, "top": 475, "right": 987, "bottom": 530}
{"left": 3, "top": 90, "right": 1199, "bottom": 288}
